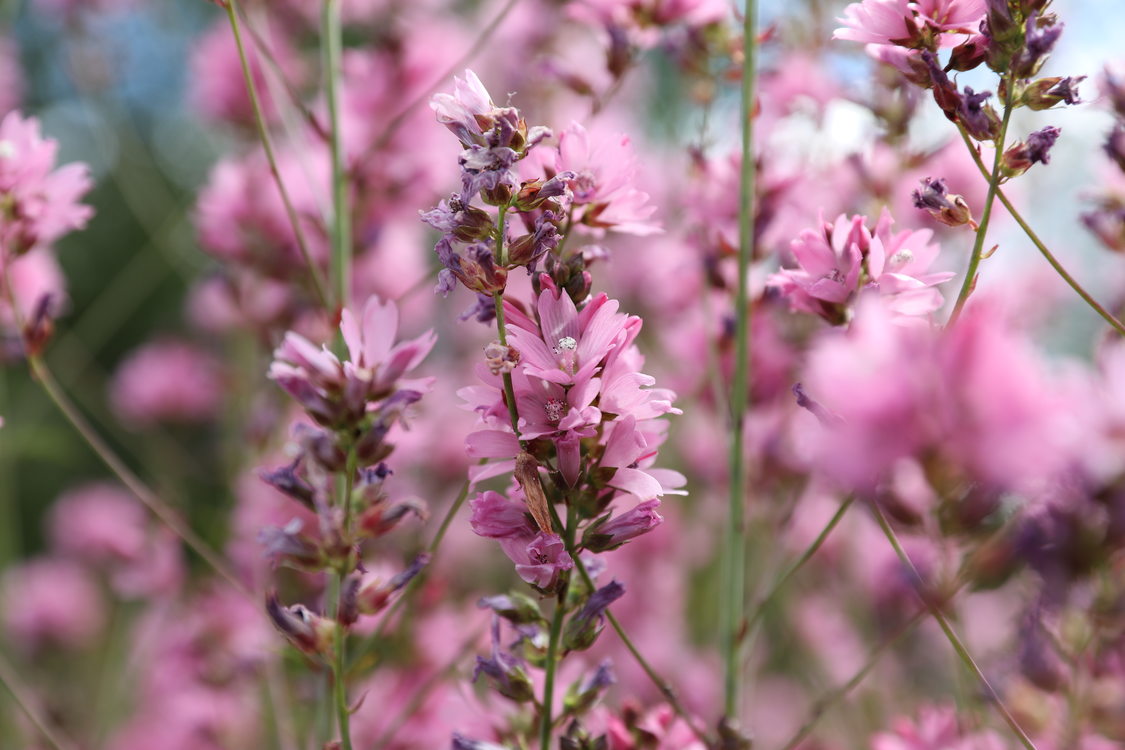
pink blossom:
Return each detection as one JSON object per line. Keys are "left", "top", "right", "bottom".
{"left": 834, "top": 0, "right": 984, "bottom": 47}
{"left": 0, "top": 247, "right": 65, "bottom": 335}
{"left": 2, "top": 557, "right": 106, "bottom": 650}
{"left": 188, "top": 18, "right": 306, "bottom": 128}
{"left": 48, "top": 482, "right": 147, "bottom": 564}
{"left": 505, "top": 530, "right": 574, "bottom": 589}
{"left": 872, "top": 705, "right": 1008, "bottom": 750}
{"left": 110, "top": 340, "right": 225, "bottom": 427}
{"left": 469, "top": 490, "right": 535, "bottom": 539}
{"left": 430, "top": 69, "right": 496, "bottom": 147}
{"left": 555, "top": 121, "right": 660, "bottom": 236}
{"left": 0, "top": 111, "right": 93, "bottom": 256}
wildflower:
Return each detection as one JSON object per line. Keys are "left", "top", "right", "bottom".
{"left": 583, "top": 499, "right": 663, "bottom": 552}
{"left": 109, "top": 340, "right": 224, "bottom": 427}
{"left": 0, "top": 111, "right": 93, "bottom": 257}
{"left": 472, "top": 616, "right": 536, "bottom": 702}
{"left": 1001, "top": 125, "right": 1061, "bottom": 177}
{"left": 912, "top": 177, "right": 974, "bottom": 227}
{"left": 563, "top": 580, "right": 625, "bottom": 651}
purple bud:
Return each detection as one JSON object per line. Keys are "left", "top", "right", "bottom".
{"left": 1002, "top": 126, "right": 1061, "bottom": 177}
{"left": 259, "top": 459, "right": 315, "bottom": 507}
{"left": 792, "top": 383, "right": 844, "bottom": 427}
{"left": 258, "top": 518, "right": 322, "bottom": 570}
{"left": 583, "top": 500, "right": 664, "bottom": 552}
{"left": 452, "top": 735, "right": 510, "bottom": 750}
{"left": 265, "top": 594, "right": 332, "bottom": 656}
{"left": 563, "top": 580, "right": 625, "bottom": 651}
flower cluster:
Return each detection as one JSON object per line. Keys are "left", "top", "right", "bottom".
{"left": 768, "top": 208, "right": 954, "bottom": 324}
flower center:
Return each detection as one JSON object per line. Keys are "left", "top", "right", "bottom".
{"left": 544, "top": 397, "right": 566, "bottom": 424}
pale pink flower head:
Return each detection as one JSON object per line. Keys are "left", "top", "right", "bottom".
{"left": 554, "top": 121, "right": 660, "bottom": 236}
{"left": 48, "top": 481, "right": 147, "bottom": 564}
{"left": 834, "top": 0, "right": 984, "bottom": 48}
{"left": 269, "top": 295, "right": 435, "bottom": 428}
{"left": 2, "top": 557, "right": 106, "bottom": 650}
{"left": 470, "top": 489, "right": 573, "bottom": 590}
{"left": 0, "top": 247, "right": 65, "bottom": 336}
{"left": 0, "top": 111, "right": 93, "bottom": 256}
{"left": 429, "top": 69, "right": 498, "bottom": 148}
{"left": 769, "top": 210, "right": 953, "bottom": 324}
{"left": 872, "top": 705, "right": 1008, "bottom": 750}
{"left": 110, "top": 340, "right": 225, "bottom": 427}
{"left": 505, "top": 277, "right": 637, "bottom": 386}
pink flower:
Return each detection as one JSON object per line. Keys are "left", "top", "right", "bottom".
{"left": 48, "top": 482, "right": 147, "bottom": 564}
{"left": 110, "top": 340, "right": 225, "bottom": 427}
{"left": 430, "top": 69, "right": 496, "bottom": 147}
{"left": 872, "top": 705, "right": 1008, "bottom": 750}
{"left": 834, "top": 0, "right": 984, "bottom": 47}
{"left": 269, "top": 295, "right": 435, "bottom": 427}
{"left": 189, "top": 18, "right": 306, "bottom": 128}
{"left": 505, "top": 279, "right": 637, "bottom": 386}
{"left": 555, "top": 121, "right": 660, "bottom": 236}
{"left": 470, "top": 490, "right": 536, "bottom": 539}
{"left": 0, "top": 247, "right": 65, "bottom": 335}
{"left": 470, "top": 489, "right": 573, "bottom": 588}
{"left": 2, "top": 557, "right": 106, "bottom": 650}
{"left": 768, "top": 210, "right": 953, "bottom": 324}
{"left": 584, "top": 499, "right": 664, "bottom": 551}
{"left": 0, "top": 111, "right": 93, "bottom": 256}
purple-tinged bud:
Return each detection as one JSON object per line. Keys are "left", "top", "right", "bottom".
{"left": 1082, "top": 198, "right": 1125, "bottom": 253}
{"left": 357, "top": 497, "right": 427, "bottom": 539}
{"left": 355, "top": 553, "right": 430, "bottom": 614}
{"left": 1002, "top": 126, "right": 1061, "bottom": 177}
{"left": 583, "top": 500, "right": 664, "bottom": 552}
{"left": 1102, "top": 65, "right": 1125, "bottom": 119}
{"left": 959, "top": 87, "right": 1001, "bottom": 141}
{"left": 483, "top": 341, "right": 520, "bottom": 376}
{"left": 792, "top": 383, "right": 844, "bottom": 427}
{"left": 470, "top": 490, "right": 536, "bottom": 539}
{"left": 1018, "top": 610, "right": 1066, "bottom": 692}
{"left": 563, "top": 580, "right": 625, "bottom": 651}
{"left": 606, "top": 24, "right": 633, "bottom": 79}
{"left": 421, "top": 196, "right": 492, "bottom": 241}
{"left": 259, "top": 459, "right": 315, "bottom": 507}
{"left": 912, "top": 176, "right": 975, "bottom": 227}
{"left": 1011, "top": 12, "right": 1062, "bottom": 79}
{"left": 473, "top": 616, "right": 536, "bottom": 703}
{"left": 920, "top": 51, "right": 961, "bottom": 119}
{"left": 21, "top": 293, "right": 55, "bottom": 357}
{"left": 513, "top": 172, "right": 576, "bottom": 212}
{"left": 338, "top": 575, "right": 360, "bottom": 627}
{"left": 259, "top": 519, "right": 323, "bottom": 571}
{"left": 452, "top": 735, "right": 511, "bottom": 750}
{"left": 1021, "top": 75, "right": 1084, "bottom": 111}
{"left": 293, "top": 424, "right": 347, "bottom": 472}
{"left": 477, "top": 592, "right": 545, "bottom": 625}
{"left": 265, "top": 594, "right": 333, "bottom": 657}
{"left": 515, "top": 452, "right": 555, "bottom": 534}
{"left": 1105, "top": 123, "right": 1125, "bottom": 173}
{"left": 948, "top": 34, "right": 988, "bottom": 72}
{"left": 564, "top": 660, "right": 616, "bottom": 715}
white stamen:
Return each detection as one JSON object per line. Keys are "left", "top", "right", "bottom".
{"left": 890, "top": 249, "right": 914, "bottom": 266}
{"left": 0, "top": 141, "right": 14, "bottom": 159}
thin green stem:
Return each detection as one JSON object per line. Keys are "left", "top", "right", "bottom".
{"left": 744, "top": 497, "right": 853, "bottom": 638}
{"left": 949, "top": 89, "right": 1014, "bottom": 324}
{"left": 0, "top": 652, "right": 79, "bottom": 750}
{"left": 779, "top": 608, "right": 927, "bottom": 750}
{"left": 570, "top": 552, "right": 712, "bottom": 746}
{"left": 323, "top": 0, "right": 351, "bottom": 311}
{"left": 722, "top": 0, "right": 756, "bottom": 720}
{"left": 224, "top": 0, "right": 331, "bottom": 310}
{"left": 872, "top": 506, "right": 1038, "bottom": 750}
{"left": 31, "top": 356, "right": 247, "bottom": 595}
{"left": 954, "top": 126, "right": 1125, "bottom": 336}
{"left": 331, "top": 448, "right": 357, "bottom": 750}
{"left": 539, "top": 506, "right": 574, "bottom": 750}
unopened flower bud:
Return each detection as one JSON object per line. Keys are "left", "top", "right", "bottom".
{"left": 984, "top": 0, "right": 1021, "bottom": 72}
{"left": 1001, "top": 126, "right": 1060, "bottom": 177}
{"left": 948, "top": 34, "right": 988, "bottom": 72}
{"left": 1105, "top": 124, "right": 1125, "bottom": 173}
{"left": 912, "top": 177, "right": 975, "bottom": 227}
{"left": 483, "top": 341, "right": 520, "bottom": 376}
{"left": 357, "top": 497, "right": 427, "bottom": 538}
{"left": 563, "top": 580, "right": 625, "bottom": 651}
{"left": 21, "top": 293, "right": 55, "bottom": 356}
{"left": 452, "top": 735, "right": 511, "bottom": 750}
{"left": 266, "top": 595, "right": 334, "bottom": 657}
{"left": 259, "top": 519, "right": 324, "bottom": 571}
{"left": 355, "top": 553, "right": 430, "bottom": 614}
{"left": 474, "top": 616, "right": 536, "bottom": 702}
{"left": 1011, "top": 12, "right": 1062, "bottom": 80}
{"left": 959, "top": 87, "right": 1001, "bottom": 141}
{"left": 513, "top": 172, "right": 575, "bottom": 212}
{"left": 259, "top": 458, "right": 316, "bottom": 508}
{"left": 515, "top": 452, "right": 554, "bottom": 534}
{"left": 1022, "top": 75, "right": 1084, "bottom": 110}
{"left": 582, "top": 500, "right": 663, "bottom": 552}
{"left": 477, "top": 592, "right": 545, "bottom": 625}
{"left": 563, "top": 660, "right": 616, "bottom": 715}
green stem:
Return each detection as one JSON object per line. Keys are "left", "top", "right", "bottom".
{"left": 331, "top": 448, "right": 357, "bottom": 750}
{"left": 570, "top": 550, "right": 712, "bottom": 746}
{"left": 743, "top": 496, "right": 853, "bottom": 638}
{"left": 949, "top": 90, "right": 1013, "bottom": 325}
{"left": 323, "top": 0, "right": 351, "bottom": 310}
{"left": 0, "top": 652, "right": 79, "bottom": 750}
{"left": 872, "top": 506, "right": 1038, "bottom": 750}
{"left": 779, "top": 608, "right": 927, "bottom": 750}
{"left": 224, "top": 0, "right": 331, "bottom": 311}
{"left": 721, "top": 0, "right": 756, "bottom": 720}
{"left": 539, "top": 506, "right": 574, "bottom": 750}
{"left": 954, "top": 126, "right": 1125, "bottom": 336}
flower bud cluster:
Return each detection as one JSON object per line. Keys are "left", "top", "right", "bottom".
{"left": 260, "top": 296, "right": 433, "bottom": 656}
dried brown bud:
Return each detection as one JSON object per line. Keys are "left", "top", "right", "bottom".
{"left": 515, "top": 451, "right": 554, "bottom": 534}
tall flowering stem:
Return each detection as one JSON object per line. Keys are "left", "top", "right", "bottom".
{"left": 223, "top": 0, "right": 332, "bottom": 311}
{"left": 871, "top": 506, "right": 1038, "bottom": 750}
{"left": 721, "top": 0, "right": 756, "bottom": 721}
{"left": 323, "top": 0, "right": 351, "bottom": 311}
{"left": 949, "top": 86, "right": 1014, "bottom": 324}
{"left": 955, "top": 125, "right": 1125, "bottom": 336}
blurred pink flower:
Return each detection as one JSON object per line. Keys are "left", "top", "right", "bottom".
{"left": 189, "top": 18, "right": 306, "bottom": 128}
{"left": 0, "top": 247, "right": 65, "bottom": 335}
{"left": 48, "top": 481, "right": 147, "bottom": 564}
{"left": 0, "top": 111, "right": 93, "bottom": 256}
{"left": 110, "top": 340, "right": 225, "bottom": 427}
{"left": 834, "top": 0, "right": 984, "bottom": 47}
{"left": 872, "top": 705, "right": 1008, "bottom": 750}
{"left": 2, "top": 557, "right": 106, "bottom": 650}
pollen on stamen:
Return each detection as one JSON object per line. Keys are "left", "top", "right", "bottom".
{"left": 544, "top": 397, "right": 565, "bottom": 423}
{"left": 552, "top": 336, "right": 577, "bottom": 355}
